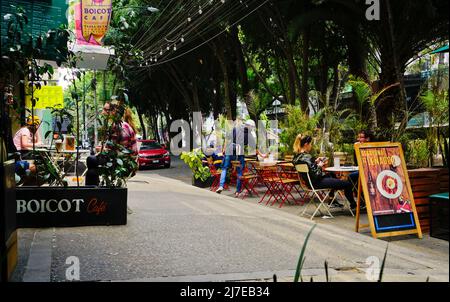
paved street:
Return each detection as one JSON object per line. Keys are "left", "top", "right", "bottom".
{"left": 11, "top": 158, "right": 449, "bottom": 282}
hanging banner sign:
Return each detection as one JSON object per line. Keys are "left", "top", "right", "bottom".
{"left": 355, "top": 142, "right": 422, "bottom": 239}
{"left": 80, "top": 0, "right": 112, "bottom": 45}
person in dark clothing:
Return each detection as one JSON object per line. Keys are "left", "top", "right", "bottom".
{"left": 349, "top": 130, "right": 374, "bottom": 189}
{"left": 216, "top": 119, "right": 261, "bottom": 197}
{"left": 292, "top": 134, "right": 357, "bottom": 210}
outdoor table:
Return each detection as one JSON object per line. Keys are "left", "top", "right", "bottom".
{"left": 325, "top": 166, "right": 359, "bottom": 189}
{"left": 324, "top": 166, "right": 359, "bottom": 174}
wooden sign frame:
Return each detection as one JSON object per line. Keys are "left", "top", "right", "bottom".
{"left": 355, "top": 142, "right": 422, "bottom": 239}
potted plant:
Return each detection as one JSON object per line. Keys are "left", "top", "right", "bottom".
{"left": 180, "top": 149, "right": 212, "bottom": 188}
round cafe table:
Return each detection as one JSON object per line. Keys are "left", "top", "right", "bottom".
{"left": 325, "top": 166, "right": 359, "bottom": 174}
{"left": 325, "top": 166, "right": 360, "bottom": 192}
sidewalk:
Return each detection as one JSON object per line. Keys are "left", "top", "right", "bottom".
{"left": 10, "top": 163, "right": 449, "bottom": 282}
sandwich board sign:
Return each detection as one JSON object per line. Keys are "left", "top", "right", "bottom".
{"left": 355, "top": 142, "right": 422, "bottom": 239}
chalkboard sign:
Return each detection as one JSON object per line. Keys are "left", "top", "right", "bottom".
{"left": 355, "top": 142, "right": 422, "bottom": 239}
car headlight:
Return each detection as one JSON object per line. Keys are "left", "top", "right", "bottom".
{"left": 164, "top": 152, "right": 170, "bottom": 157}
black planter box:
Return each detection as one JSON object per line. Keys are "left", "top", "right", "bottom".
{"left": 192, "top": 176, "right": 213, "bottom": 188}
{"left": 16, "top": 187, "right": 127, "bottom": 228}
{"left": 1, "top": 160, "right": 17, "bottom": 281}
{"left": 430, "top": 193, "right": 449, "bottom": 241}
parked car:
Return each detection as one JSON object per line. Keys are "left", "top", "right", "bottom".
{"left": 138, "top": 140, "right": 171, "bottom": 169}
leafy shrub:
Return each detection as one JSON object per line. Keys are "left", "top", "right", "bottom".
{"left": 180, "top": 149, "right": 211, "bottom": 182}
{"left": 406, "top": 139, "right": 429, "bottom": 168}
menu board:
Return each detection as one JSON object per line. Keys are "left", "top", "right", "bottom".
{"left": 355, "top": 142, "right": 422, "bottom": 239}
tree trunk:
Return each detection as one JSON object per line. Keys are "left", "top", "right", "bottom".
{"left": 300, "top": 28, "right": 311, "bottom": 113}
{"left": 153, "top": 113, "right": 160, "bottom": 143}
{"left": 368, "top": 103, "right": 378, "bottom": 133}
{"left": 330, "top": 64, "right": 340, "bottom": 110}
{"left": 274, "top": 55, "right": 288, "bottom": 104}
{"left": 136, "top": 105, "right": 147, "bottom": 139}
{"left": 191, "top": 81, "right": 200, "bottom": 112}
{"left": 213, "top": 79, "right": 221, "bottom": 120}
{"left": 215, "top": 44, "right": 233, "bottom": 120}
{"left": 346, "top": 26, "right": 369, "bottom": 82}
{"left": 387, "top": 0, "right": 408, "bottom": 132}
{"left": 286, "top": 58, "right": 297, "bottom": 105}
{"left": 232, "top": 28, "right": 255, "bottom": 121}
{"left": 379, "top": 55, "right": 407, "bottom": 137}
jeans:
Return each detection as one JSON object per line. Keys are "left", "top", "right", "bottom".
{"left": 313, "top": 176, "right": 356, "bottom": 207}
{"left": 219, "top": 155, "right": 245, "bottom": 193}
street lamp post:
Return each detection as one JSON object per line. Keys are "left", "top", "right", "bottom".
{"left": 272, "top": 98, "right": 282, "bottom": 122}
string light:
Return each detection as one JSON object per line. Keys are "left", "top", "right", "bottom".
{"left": 131, "top": 0, "right": 268, "bottom": 71}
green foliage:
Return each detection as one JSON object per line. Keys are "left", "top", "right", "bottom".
{"left": 319, "top": 106, "right": 355, "bottom": 152}
{"left": 294, "top": 224, "right": 316, "bottom": 282}
{"left": 97, "top": 144, "right": 138, "bottom": 188}
{"left": 419, "top": 84, "right": 449, "bottom": 167}
{"left": 406, "top": 139, "right": 429, "bottom": 168}
{"left": 348, "top": 76, "right": 400, "bottom": 134}
{"left": 180, "top": 149, "right": 211, "bottom": 182}
{"left": 97, "top": 99, "right": 138, "bottom": 187}
{"left": 279, "top": 105, "right": 321, "bottom": 155}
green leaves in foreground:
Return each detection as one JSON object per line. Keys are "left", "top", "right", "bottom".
{"left": 294, "top": 224, "right": 317, "bottom": 282}
{"left": 378, "top": 244, "right": 389, "bottom": 282}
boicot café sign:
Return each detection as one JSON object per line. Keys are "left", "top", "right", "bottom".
{"left": 80, "top": 0, "right": 112, "bottom": 44}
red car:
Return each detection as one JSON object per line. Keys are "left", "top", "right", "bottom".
{"left": 138, "top": 140, "right": 171, "bottom": 169}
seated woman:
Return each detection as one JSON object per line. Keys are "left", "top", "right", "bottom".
{"left": 292, "top": 134, "right": 357, "bottom": 210}
{"left": 13, "top": 115, "right": 43, "bottom": 157}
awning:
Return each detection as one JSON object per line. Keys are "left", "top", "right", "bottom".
{"left": 431, "top": 45, "right": 449, "bottom": 54}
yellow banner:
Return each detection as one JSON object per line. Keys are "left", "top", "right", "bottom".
{"left": 81, "top": 0, "right": 112, "bottom": 44}
{"left": 26, "top": 86, "right": 64, "bottom": 109}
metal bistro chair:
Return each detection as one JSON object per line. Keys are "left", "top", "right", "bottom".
{"left": 294, "top": 164, "right": 334, "bottom": 220}
{"left": 232, "top": 160, "right": 259, "bottom": 199}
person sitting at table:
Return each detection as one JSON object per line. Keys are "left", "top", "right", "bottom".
{"left": 14, "top": 152, "right": 37, "bottom": 186}
{"left": 292, "top": 134, "right": 357, "bottom": 210}
{"left": 349, "top": 130, "right": 374, "bottom": 192}
{"left": 13, "top": 115, "right": 43, "bottom": 156}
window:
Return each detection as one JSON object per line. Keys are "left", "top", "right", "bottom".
{"left": 139, "top": 141, "right": 162, "bottom": 151}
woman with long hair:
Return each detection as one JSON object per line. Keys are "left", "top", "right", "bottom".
{"left": 123, "top": 107, "right": 137, "bottom": 134}
{"left": 293, "top": 134, "right": 357, "bottom": 210}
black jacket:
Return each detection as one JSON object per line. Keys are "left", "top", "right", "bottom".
{"left": 292, "top": 152, "right": 325, "bottom": 185}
